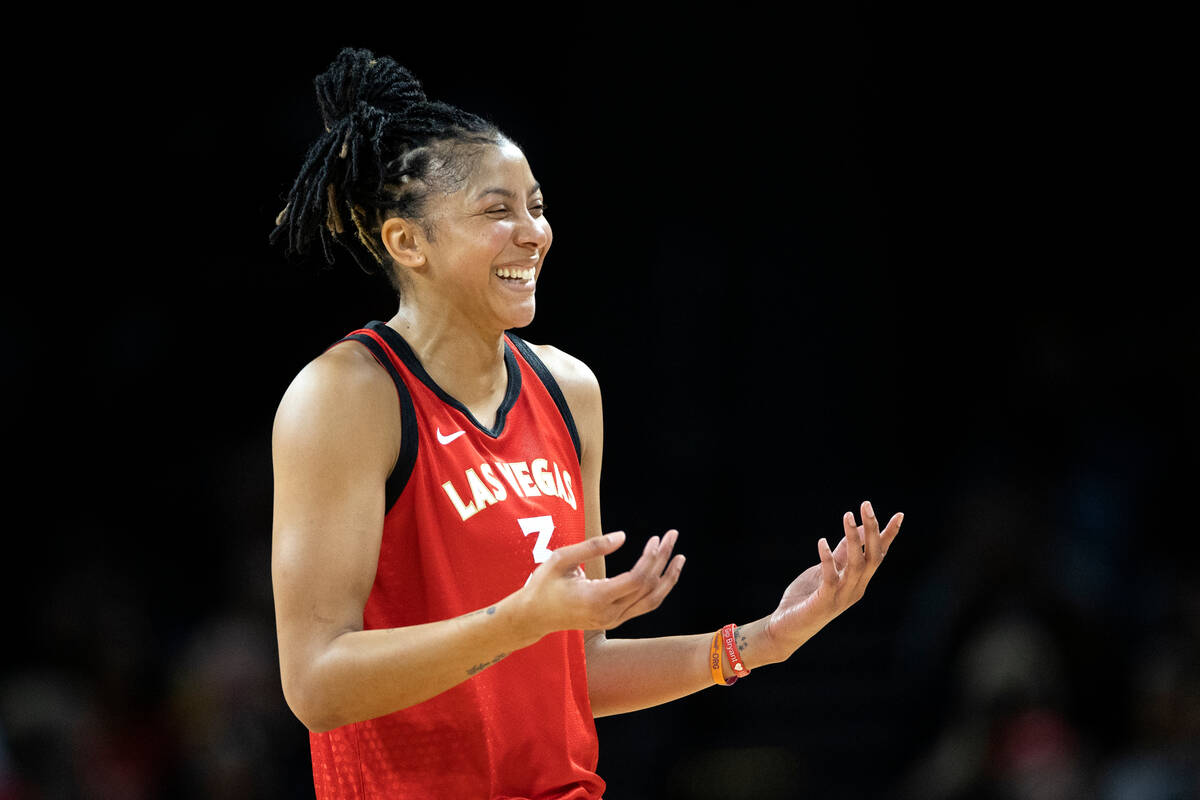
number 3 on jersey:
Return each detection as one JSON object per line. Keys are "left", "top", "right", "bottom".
{"left": 519, "top": 515, "right": 554, "bottom": 586}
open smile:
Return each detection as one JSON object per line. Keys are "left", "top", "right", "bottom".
{"left": 495, "top": 266, "right": 536, "bottom": 281}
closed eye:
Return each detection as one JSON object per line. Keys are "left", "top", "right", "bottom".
{"left": 484, "top": 204, "right": 547, "bottom": 217}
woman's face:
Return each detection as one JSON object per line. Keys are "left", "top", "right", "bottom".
{"left": 412, "top": 139, "right": 551, "bottom": 332}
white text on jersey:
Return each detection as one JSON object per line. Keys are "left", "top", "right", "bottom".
{"left": 441, "top": 458, "right": 577, "bottom": 522}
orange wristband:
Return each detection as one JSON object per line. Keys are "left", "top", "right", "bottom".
{"left": 710, "top": 629, "right": 737, "bottom": 686}
{"left": 721, "top": 623, "right": 751, "bottom": 678}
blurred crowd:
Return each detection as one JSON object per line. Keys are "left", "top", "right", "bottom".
{"left": 892, "top": 467, "right": 1200, "bottom": 800}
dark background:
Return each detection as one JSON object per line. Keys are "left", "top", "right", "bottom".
{"left": 5, "top": 7, "right": 1197, "bottom": 799}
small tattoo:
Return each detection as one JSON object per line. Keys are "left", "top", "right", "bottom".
{"left": 467, "top": 652, "right": 508, "bottom": 676}
{"left": 736, "top": 627, "right": 749, "bottom": 654}
{"left": 487, "top": 606, "right": 496, "bottom": 615}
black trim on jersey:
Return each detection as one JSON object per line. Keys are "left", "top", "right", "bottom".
{"left": 506, "top": 333, "right": 583, "bottom": 464}
{"left": 337, "top": 333, "right": 419, "bottom": 513}
{"left": 366, "top": 320, "right": 521, "bottom": 439}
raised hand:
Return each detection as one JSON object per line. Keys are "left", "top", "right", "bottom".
{"left": 763, "top": 501, "right": 902, "bottom": 661}
{"left": 517, "top": 530, "right": 685, "bottom": 639}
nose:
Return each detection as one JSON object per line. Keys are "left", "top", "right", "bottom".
{"left": 515, "top": 210, "right": 550, "bottom": 253}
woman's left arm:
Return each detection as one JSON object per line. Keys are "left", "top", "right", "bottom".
{"left": 536, "top": 345, "right": 903, "bottom": 718}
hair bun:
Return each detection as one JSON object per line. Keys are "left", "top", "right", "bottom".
{"left": 314, "top": 47, "right": 427, "bottom": 130}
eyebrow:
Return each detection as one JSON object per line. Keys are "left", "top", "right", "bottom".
{"left": 474, "top": 182, "right": 542, "bottom": 201}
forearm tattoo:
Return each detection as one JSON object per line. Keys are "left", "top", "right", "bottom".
{"left": 466, "top": 652, "right": 508, "bottom": 676}
{"left": 735, "top": 625, "right": 749, "bottom": 655}
{"left": 461, "top": 607, "right": 504, "bottom": 675}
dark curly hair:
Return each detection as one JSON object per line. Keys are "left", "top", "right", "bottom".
{"left": 271, "top": 48, "right": 507, "bottom": 293}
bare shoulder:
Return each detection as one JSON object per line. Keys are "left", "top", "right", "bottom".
{"left": 525, "top": 341, "right": 601, "bottom": 413}
{"left": 273, "top": 340, "right": 401, "bottom": 472}
{"left": 524, "top": 341, "right": 603, "bottom": 462}
{"left": 276, "top": 340, "right": 395, "bottom": 424}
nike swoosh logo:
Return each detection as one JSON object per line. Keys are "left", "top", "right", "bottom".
{"left": 437, "top": 428, "right": 467, "bottom": 445}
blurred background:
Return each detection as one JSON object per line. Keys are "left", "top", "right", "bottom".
{"left": 5, "top": 6, "right": 1196, "bottom": 799}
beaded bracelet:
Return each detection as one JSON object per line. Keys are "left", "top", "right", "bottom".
{"left": 721, "top": 623, "right": 751, "bottom": 678}
{"left": 709, "top": 630, "right": 737, "bottom": 685}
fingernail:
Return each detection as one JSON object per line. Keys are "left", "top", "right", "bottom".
{"left": 864, "top": 501, "right": 875, "bottom": 518}
{"left": 897, "top": 513, "right": 905, "bottom": 526}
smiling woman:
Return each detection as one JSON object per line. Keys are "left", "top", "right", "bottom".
{"left": 269, "top": 47, "right": 903, "bottom": 800}
{"left": 376, "top": 140, "right": 551, "bottom": 336}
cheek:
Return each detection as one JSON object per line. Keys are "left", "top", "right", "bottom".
{"left": 477, "top": 224, "right": 513, "bottom": 251}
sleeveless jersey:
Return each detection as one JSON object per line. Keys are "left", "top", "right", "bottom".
{"left": 308, "top": 321, "right": 604, "bottom": 800}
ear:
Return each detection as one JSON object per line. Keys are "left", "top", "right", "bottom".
{"left": 380, "top": 216, "right": 427, "bottom": 270}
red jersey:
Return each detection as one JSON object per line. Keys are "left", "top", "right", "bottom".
{"left": 308, "top": 321, "right": 604, "bottom": 800}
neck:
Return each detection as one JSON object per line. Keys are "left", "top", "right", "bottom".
{"left": 386, "top": 300, "right": 509, "bottom": 413}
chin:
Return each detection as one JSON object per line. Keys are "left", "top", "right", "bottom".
{"left": 507, "top": 311, "right": 536, "bottom": 331}
{"left": 502, "top": 299, "right": 537, "bottom": 331}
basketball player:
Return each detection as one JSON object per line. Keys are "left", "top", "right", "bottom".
{"left": 270, "top": 48, "right": 904, "bottom": 799}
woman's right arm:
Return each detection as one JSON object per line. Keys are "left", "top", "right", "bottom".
{"left": 271, "top": 343, "right": 538, "bottom": 732}
{"left": 271, "top": 343, "right": 675, "bottom": 732}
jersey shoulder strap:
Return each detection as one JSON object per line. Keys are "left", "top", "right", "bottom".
{"left": 332, "top": 331, "right": 419, "bottom": 513}
{"left": 505, "top": 333, "right": 583, "bottom": 464}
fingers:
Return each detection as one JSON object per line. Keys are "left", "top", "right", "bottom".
{"left": 601, "top": 530, "right": 686, "bottom": 624}
{"left": 547, "top": 530, "right": 625, "bottom": 574}
{"left": 861, "top": 501, "right": 882, "bottom": 563}
{"left": 881, "top": 512, "right": 903, "bottom": 555}
{"left": 603, "top": 529, "right": 680, "bottom": 599}
{"left": 842, "top": 512, "right": 865, "bottom": 570}
{"left": 530, "top": 530, "right": 686, "bottom": 634}
{"left": 830, "top": 527, "right": 858, "bottom": 569}
{"left": 616, "top": 549, "right": 686, "bottom": 623}
{"left": 818, "top": 537, "right": 838, "bottom": 585}
{"left": 641, "top": 529, "right": 679, "bottom": 584}
{"left": 846, "top": 502, "right": 904, "bottom": 564}
{"left": 787, "top": 505, "right": 903, "bottom": 627}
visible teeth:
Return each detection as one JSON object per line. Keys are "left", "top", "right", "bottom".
{"left": 497, "top": 267, "right": 535, "bottom": 280}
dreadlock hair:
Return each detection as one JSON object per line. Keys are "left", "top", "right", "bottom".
{"left": 271, "top": 48, "right": 506, "bottom": 294}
